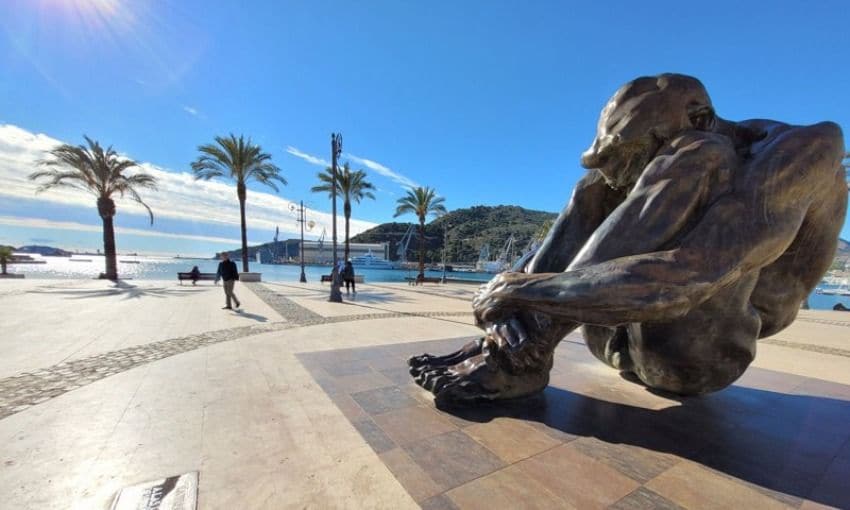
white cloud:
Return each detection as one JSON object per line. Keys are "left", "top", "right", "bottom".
{"left": 345, "top": 153, "right": 420, "bottom": 189}
{"left": 0, "top": 215, "right": 252, "bottom": 245}
{"left": 285, "top": 145, "right": 420, "bottom": 190}
{"left": 0, "top": 124, "right": 377, "bottom": 240}
{"left": 285, "top": 146, "right": 329, "bottom": 167}
{"left": 182, "top": 105, "right": 200, "bottom": 117}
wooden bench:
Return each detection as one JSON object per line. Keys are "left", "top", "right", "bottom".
{"left": 321, "top": 274, "right": 364, "bottom": 283}
{"left": 406, "top": 276, "right": 442, "bottom": 285}
{"left": 177, "top": 272, "right": 217, "bottom": 285}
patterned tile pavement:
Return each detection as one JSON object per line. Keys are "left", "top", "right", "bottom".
{"left": 297, "top": 336, "right": 850, "bottom": 509}
{"left": 5, "top": 280, "right": 849, "bottom": 508}
{"left": 0, "top": 283, "right": 473, "bottom": 421}
{"left": 0, "top": 320, "right": 293, "bottom": 420}
{"left": 244, "top": 282, "right": 474, "bottom": 325}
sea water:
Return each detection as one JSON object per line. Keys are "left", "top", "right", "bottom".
{"left": 7, "top": 255, "right": 493, "bottom": 284}
{"left": 7, "top": 255, "right": 847, "bottom": 311}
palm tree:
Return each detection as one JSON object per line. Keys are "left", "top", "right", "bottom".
{"left": 311, "top": 162, "right": 376, "bottom": 260}
{"left": 0, "top": 246, "right": 12, "bottom": 275}
{"left": 30, "top": 136, "right": 157, "bottom": 280}
{"left": 394, "top": 186, "right": 447, "bottom": 278}
{"left": 191, "top": 134, "right": 286, "bottom": 273}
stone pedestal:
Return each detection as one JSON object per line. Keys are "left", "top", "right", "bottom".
{"left": 239, "top": 272, "right": 261, "bottom": 282}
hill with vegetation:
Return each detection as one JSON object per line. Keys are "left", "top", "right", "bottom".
{"left": 351, "top": 205, "right": 557, "bottom": 264}
{"left": 831, "top": 237, "right": 849, "bottom": 268}
{"left": 14, "top": 245, "right": 73, "bottom": 257}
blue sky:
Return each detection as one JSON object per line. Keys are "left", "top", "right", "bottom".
{"left": 0, "top": 0, "right": 848, "bottom": 256}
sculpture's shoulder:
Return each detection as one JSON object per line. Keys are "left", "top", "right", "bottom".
{"left": 739, "top": 119, "right": 843, "bottom": 156}
{"left": 735, "top": 119, "right": 846, "bottom": 208}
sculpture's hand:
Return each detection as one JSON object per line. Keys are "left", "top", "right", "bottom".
{"left": 485, "top": 318, "right": 529, "bottom": 352}
{"left": 473, "top": 272, "right": 528, "bottom": 326}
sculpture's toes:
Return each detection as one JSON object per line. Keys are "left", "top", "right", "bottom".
{"left": 408, "top": 353, "right": 436, "bottom": 369}
{"left": 415, "top": 366, "right": 451, "bottom": 390}
{"left": 435, "top": 378, "right": 497, "bottom": 406}
{"left": 409, "top": 360, "right": 442, "bottom": 378}
{"left": 408, "top": 351, "right": 462, "bottom": 370}
{"left": 408, "top": 338, "right": 485, "bottom": 371}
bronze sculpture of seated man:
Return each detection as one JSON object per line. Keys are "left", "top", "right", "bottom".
{"left": 410, "top": 73, "right": 848, "bottom": 404}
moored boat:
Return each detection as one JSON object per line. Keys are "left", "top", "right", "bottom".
{"left": 350, "top": 250, "right": 395, "bottom": 269}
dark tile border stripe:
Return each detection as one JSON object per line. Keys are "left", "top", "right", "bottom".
{"left": 795, "top": 317, "right": 850, "bottom": 328}
{"left": 761, "top": 338, "right": 850, "bottom": 358}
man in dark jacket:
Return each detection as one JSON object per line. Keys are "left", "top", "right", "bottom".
{"left": 215, "top": 253, "right": 241, "bottom": 309}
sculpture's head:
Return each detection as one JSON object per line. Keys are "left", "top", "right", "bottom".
{"left": 581, "top": 74, "right": 716, "bottom": 189}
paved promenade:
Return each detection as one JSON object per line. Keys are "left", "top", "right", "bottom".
{"left": 0, "top": 278, "right": 848, "bottom": 509}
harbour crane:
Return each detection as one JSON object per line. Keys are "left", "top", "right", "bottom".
{"left": 396, "top": 225, "right": 415, "bottom": 265}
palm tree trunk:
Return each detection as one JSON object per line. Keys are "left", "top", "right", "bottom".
{"left": 418, "top": 218, "right": 425, "bottom": 278}
{"left": 98, "top": 197, "right": 118, "bottom": 280}
{"left": 101, "top": 214, "right": 118, "bottom": 280}
{"left": 344, "top": 200, "right": 351, "bottom": 261}
{"left": 238, "top": 184, "right": 249, "bottom": 273}
{"left": 1, "top": 260, "right": 6, "bottom": 275}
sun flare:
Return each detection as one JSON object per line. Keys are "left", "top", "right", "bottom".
{"left": 37, "top": 0, "right": 129, "bottom": 31}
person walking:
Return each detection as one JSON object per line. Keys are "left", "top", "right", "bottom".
{"left": 215, "top": 253, "right": 241, "bottom": 309}
{"left": 343, "top": 260, "right": 356, "bottom": 295}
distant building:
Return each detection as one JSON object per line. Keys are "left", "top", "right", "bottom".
{"left": 256, "top": 239, "right": 389, "bottom": 264}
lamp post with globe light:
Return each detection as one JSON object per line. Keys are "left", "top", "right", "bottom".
{"left": 289, "top": 201, "right": 315, "bottom": 283}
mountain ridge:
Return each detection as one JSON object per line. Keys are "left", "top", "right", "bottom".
{"left": 351, "top": 205, "right": 557, "bottom": 264}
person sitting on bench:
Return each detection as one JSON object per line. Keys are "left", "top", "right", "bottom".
{"left": 343, "top": 260, "right": 356, "bottom": 295}
{"left": 189, "top": 266, "right": 201, "bottom": 285}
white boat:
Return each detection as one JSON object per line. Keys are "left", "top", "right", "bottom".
{"left": 817, "top": 279, "right": 850, "bottom": 296}
{"left": 475, "top": 236, "right": 516, "bottom": 274}
{"left": 350, "top": 250, "right": 395, "bottom": 269}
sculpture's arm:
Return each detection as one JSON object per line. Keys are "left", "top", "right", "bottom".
{"left": 494, "top": 194, "right": 806, "bottom": 326}
{"left": 565, "top": 133, "right": 736, "bottom": 270}
{"left": 478, "top": 132, "right": 732, "bottom": 344}
{"left": 523, "top": 170, "right": 625, "bottom": 274}
{"left": 477, "top": 124, "right": 843, "bottom": 327}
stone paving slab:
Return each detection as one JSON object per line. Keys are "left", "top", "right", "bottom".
{"left": 298, "top": 337, "right": 850, "bottom": 509}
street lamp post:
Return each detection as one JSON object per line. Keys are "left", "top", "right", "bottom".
{"left": 329, "top": 133, "right": 343, "bottom": 303}
{"left": 441, "top": 224, "right": 451, "bottom": 284}
{"left": 298, "top": 201, "right": 307, "bottom": 283}
{"left": 289, "top": 201, "right": 312, "bottom": 283}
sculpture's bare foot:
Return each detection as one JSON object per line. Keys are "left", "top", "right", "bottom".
{"left": 408, "top": 337, "right": 483, "bottom": 372}
{"left": 411, "top": 339, "right": 552, "bottom": 405}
